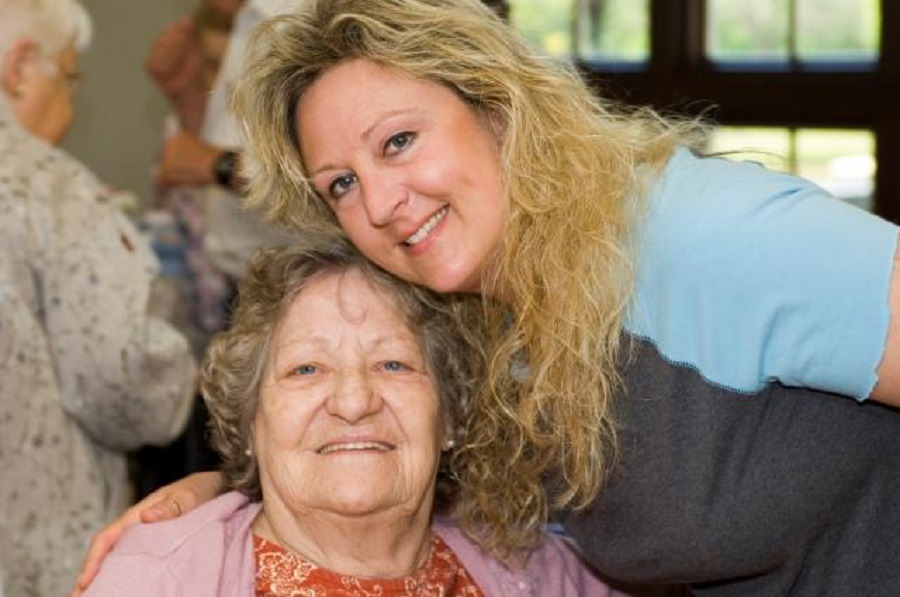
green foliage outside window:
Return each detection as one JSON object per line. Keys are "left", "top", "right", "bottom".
{"left": 708, "top": 0, "right": 880, "bottom": 62}
{"left": 510, "top": 0, "right": 648, "bottom": 60}
{"left": 796, "top": 0, "right": 880, "bottom": 61}
{"left": 511, "top": 0, "right": 879, "bottom": 63}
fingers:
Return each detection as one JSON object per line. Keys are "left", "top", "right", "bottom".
{"left": 71, "top": 512, "right": 132, "bottom": 594}
{"left": 71, "top": 488, "right": 180, "bottom": 593}
{"left": 145, "top": 17, "right": 204, "bottom": 98}
{"left": 70, "top": 472, "right": 222, "bottom": 595}
{"left": 139, "top": 472, "right": 222, "bottom": 523}
{"left": 145, "top": 18, "right": 192, "bottom": 77}
{"left": 141, "top": 498, "right": 184, "bottom": 523}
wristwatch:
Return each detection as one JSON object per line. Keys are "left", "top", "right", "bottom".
{"left": 213, "top": 149, "right": 240, "bottom": 188}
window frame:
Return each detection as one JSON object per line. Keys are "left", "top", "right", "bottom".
{"left": 572, "top": 0, "right": 900, "bottom": 221}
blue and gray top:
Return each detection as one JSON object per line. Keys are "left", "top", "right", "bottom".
{"left": 628, "top": 148, "right": 895, "bottom": 399}
{"left": 560, "top": 149, "right": 900, "bottom": 595}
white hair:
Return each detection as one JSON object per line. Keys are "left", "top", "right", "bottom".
{"left": 0, "top": 0, "right": 92, "bottom": 57}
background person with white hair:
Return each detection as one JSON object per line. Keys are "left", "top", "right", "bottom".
{"left": 0, "top": 1, "right": 196, "bottom": 594}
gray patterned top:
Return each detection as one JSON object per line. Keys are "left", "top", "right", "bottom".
{"left": 0, "top": 101, "right": 196, "bottom": 597}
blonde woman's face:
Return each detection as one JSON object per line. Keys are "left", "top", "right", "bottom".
{"left": 253, "top": 269, "right": 445, "bottom": 521}
{"left": 297, "top": 59, "right": 506, "bottom": 294}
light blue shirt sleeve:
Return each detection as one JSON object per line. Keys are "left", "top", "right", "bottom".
{"left": 625, "top": 148, "right": 898, "bottom": 399}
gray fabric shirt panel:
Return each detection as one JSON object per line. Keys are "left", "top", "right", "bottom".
{"left": 562, "top": 335, "right": 900, "bottom": 596}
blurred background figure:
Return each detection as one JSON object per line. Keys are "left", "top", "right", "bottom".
{"left": 144, "top": 0, "right": 240, "bottom": 360}
{"left": 0, "top": 1, "right": 196, "bottom": 595}
{"left": 146, "top": 0, "right": 294, "bottom": 286}
{"left": 144, "top": 0, "right": 243, "bottom": 137}
{"left": 133, "top": 0, "right": 300, "bottom": 501}
{"left": 131, "top": 0, "right": 246, "bottom": 500}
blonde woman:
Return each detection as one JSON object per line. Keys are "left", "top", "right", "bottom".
{"left": 77, "top": 1, "right": 900, "bottom": 595}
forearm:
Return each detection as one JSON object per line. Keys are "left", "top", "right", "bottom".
{"left": 870, "top": 247, "right": 900, "bottom": 406}
{"left": 170, "top": 88, "right": 207, "bottom": 135}
{"left": 156, "top": 132, "right": 244, "bottom": 191}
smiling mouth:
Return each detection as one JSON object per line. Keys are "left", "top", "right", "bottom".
{"left": 316, "top": 441, "right": 394, "bottom": 455}
{"left": 403, "top": 205, "right": 449, "bottom": 246}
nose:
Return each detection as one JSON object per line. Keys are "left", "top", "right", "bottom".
{"left": 325, "top": 370, "right": 384, "bottom": 423}
{"left": 360, "top": 172, "right": 408, "bottom": 228}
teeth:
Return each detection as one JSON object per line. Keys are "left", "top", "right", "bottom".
{"left": 405, "top": 206, "right": 449, "bottom": 246}
{"left": 317, "top": 442, "right": 392, "bottom": 455}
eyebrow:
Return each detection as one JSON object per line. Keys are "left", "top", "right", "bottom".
{"left": 361, "top": 108, "right": 418, "bottom": 142}
{"left": 308, "top": 108, "right": 425, "bottom": 178}
{"left": 276, "top": 332, "right": 413, "bottom": 354}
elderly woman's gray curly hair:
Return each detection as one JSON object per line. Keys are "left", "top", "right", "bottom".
{"left": 200, "top": 235, "right": 487, "bottom": 509}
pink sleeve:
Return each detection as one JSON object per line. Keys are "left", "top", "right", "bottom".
{"left": 433, "top": 518, "right": 632, "bottom": 596}
{"left": 82, "top": 556, "right": 182, "bottom": 597}
{"left": 526, "top": 534, "right": 631, "bottom": 596}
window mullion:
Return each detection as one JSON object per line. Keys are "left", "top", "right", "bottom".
{"left": 880, "top": 0, "right": 899, "bottom": 74}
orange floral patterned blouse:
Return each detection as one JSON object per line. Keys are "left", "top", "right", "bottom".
{"left": 253, "top": 533, "right": 485, "bottom": 596}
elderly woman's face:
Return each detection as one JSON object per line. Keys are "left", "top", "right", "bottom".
{"left": 253, "top": 268, "right": 446, "bottom": 519}
{"left": 297, "top": 59, "right": 507, "bottom": 295}
{"left": 9, "top": 46, "right": 80, "bottom": 145}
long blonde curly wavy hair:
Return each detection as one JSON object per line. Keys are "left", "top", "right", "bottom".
{"left": 232, "top": 0, "right": 707, "bottom": 557}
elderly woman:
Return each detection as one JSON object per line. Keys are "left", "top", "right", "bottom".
{"left": 82, "top": 239, "right": 620, "bottom": 596}
{"left": 0, "top": 1, "right": 196, "bottom": 595}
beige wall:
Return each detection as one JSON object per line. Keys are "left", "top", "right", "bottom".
{"left": 62, "top": 0, "right": 195, "bottom": 208}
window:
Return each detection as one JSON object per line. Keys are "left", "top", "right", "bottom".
{"left": 510, "top": 0, "right": 879, "bottom": 67}
{"left": 710, "top": 127, "right": 876, "bottom": 211}
{"left": 510, "top": 0, "right": 571, "bottom": 57}
{"left": 707, "top": 0, "right": 790, "bottom": 64}
{"left": 505, "top": 0, "right": 900, "bottom": 221}
{"left": 795, "top": 0, "right": 880, "bottom": 64}
{"left": 576, "top": 0, "right": 649, "bottom": 63}
{"left": 511, "top": 0, "right": 649, "bottom": 63}
{"left": 707, "top": 0, "right": 880, "bottom": 67}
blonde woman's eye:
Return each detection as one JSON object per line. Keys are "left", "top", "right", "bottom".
{"left": 384, "top": 132, "right": 416, "bottom": 156}
{"left": 328, "top": 173, "right": 357, "bottom": 199}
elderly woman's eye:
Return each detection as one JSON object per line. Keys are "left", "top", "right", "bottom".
{"left": 382, "top": 360, "right": 409, "bottom": 372}
{"left": 292, "top": 364, "right": 318, "bottom": 376}
{"left": 328, "top": 173, "right": 357, "bottom": 199}
{"left": 384, "top": 132, "right": 416, "bottom": 156}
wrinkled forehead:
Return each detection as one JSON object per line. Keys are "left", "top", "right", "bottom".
{"left": 273, "top": 268, "right": 421, "bottom": 349}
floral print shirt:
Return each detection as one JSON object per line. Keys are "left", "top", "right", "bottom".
{"left": 254, "top": 533, "right": 485, "bottom": 596}
{"left": 0, "top": 102, "right": 196, "bottom": 596}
